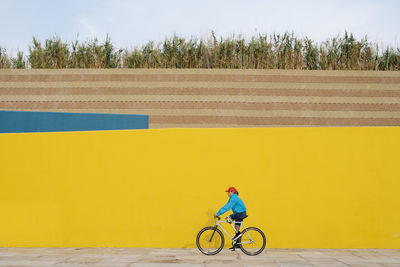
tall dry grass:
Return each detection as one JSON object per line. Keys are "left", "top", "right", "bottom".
{"left": 1, "top": 32, "right": 399, "bottom": 70}
{"left": 0, "top": 47, "right": 11, "bottom": 68}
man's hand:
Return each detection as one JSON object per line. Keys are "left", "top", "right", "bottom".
{"left": 214, "top": 214, "right": 219, "bottom": 218}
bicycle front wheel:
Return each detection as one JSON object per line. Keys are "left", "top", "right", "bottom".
{"left": 239, "top": 227, "right": 266, "bottom": 256}
{"left": 196, "top": 226, "right": 224, "bottom": 255}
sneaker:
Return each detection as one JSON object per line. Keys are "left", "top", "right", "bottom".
{"left": 229, "top": 243, "right": 241, "bottom": 250}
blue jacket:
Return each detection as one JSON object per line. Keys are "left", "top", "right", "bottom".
{"left": 217, "top": 194, "right": 246, "bottom": 216}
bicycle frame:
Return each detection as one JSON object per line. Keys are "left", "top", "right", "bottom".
{"left": 214, "top": 218, "right": 254, "bottom": 245}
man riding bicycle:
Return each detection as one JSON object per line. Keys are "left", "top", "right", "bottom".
{"left": 214, "top": 187, "right": 247, "bottom": 250}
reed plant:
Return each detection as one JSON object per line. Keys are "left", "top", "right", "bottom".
{"left": 0, "top": 47, "right": 11, "bottom": 68}
{"left": 379, "top": 47, "right": 400, "bottom": 71}
{"left": 11, "top": 51, "right": 25, "bottom": 69}
{"left": 70, "top": 36, "right": 123, "bottom": 68}
{"left": 1, "top": 32, "right": 399, "bottom": 70}
{"left": 28, "top": 36, "right": 69, "bottom": 68}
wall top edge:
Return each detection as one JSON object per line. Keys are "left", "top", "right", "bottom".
{"left": 1, "top": 69, "right": 400, "bottom": 77}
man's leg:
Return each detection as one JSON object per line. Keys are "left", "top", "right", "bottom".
{"left": 232, "top": 223, "right": 242, "bottom": 240}
{"left": 230, "top": 223, "right": 242, "bottom": 250}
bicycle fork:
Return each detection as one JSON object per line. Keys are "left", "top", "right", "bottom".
{"left": 208, "top": 225, "right": 218, "bottom": 242}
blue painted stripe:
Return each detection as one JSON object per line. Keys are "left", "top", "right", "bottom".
{"left": 0, "top": 111, "right": 149, "bottom": 133}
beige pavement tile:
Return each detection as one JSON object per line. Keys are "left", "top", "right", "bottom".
{"left": 347, "top": 264, "right": 383, "bottom": 267}
{"left": 376, "top": 249, "right": 400, "bottom": 256}
{"left": 132, "top": 264, "right": 203, "bottom": 267}
{"left": 321, "top": 249, "right": 359, "bottom": 256}
{"left": 243, "top": 264, "right": 279, "bottom": 267}
{"left": 296, "top": 251, "right": 326, "bottom": 257}
{"left": 300, "top": 257, "right": 339, "bottom": 262}
{"left": 308, "top": 260, "right": 349, "bottom": 266}
{"left": 53, "top": 263, "right": 91, "bottom": 267}
{"left": 236, "top": 257, "right": 276, "bottom": 263}
{"left": 111, "top": 248, "right": 153, "bottom": 255}
{"left": 59, "top": 256, "right": 104, "bottom": 265}
{"left": 274, "top": 257, "right": 312, "bottom": 266}
{"left": 195, "top": 253, "right": 239, "bottom": 260}
{"left": 332, "top": 255, "right": 366, "bottom": 264}
{"left": 39, "top": 248, "right": 90, "bottom": 255}
{"left": 0, "top": 260, "right": 60, "bottom": 266}
{"left": 93, "top": 264, "right": 130, "bottom": 267}
{"left": 360, "top": 255, "right": 400, "bottom": 262}
{"left": 94, "top": 256, "right": 143, "bottom": 264}
{"left": 205, "top": 264, "right": 243, "bottom": 267}
{"left": 139, "top": 258, "right": 201, "bottom": 265}
{"left": 0, "top": 256, "right": 42, "bottom": 261}
{"left": 276, "top": 263, "right": 314, "bottom": 267}
{"left": 336, "top": 256, "right": 400, "bottom": 266}
{"left": 273, "top": 257, "right": 308, "bottom": 262}
{"left": 201, "top": 260, "right": 239, "bottom": 265}
{"left": 0, "top": 253, "right": 17, "bottom": 257}
{"left": 267, "top": 249, "right": 303, "bottom": 255}
{"left": 350, "top": 250, "right": 382, "bottom": 257}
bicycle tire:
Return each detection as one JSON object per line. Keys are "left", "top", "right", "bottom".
{"left": 238, "top": 227, "right": 266, "bottom": 256}
{"left": 196, "top": 226, "right": 224, "bottom": 255}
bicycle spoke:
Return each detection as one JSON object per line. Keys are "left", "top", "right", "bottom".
{"left": 196, "top": 227, "right": 224, "bottom": 255}
{"left": 200, "top": 234, "right": 220, "bottom": 250}
{"left": 239, "top": 227, "right": 266, "bottom": 255}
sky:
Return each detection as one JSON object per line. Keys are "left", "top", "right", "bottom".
{"left": 1, "top": 0, "right": 399, "bottom": 55}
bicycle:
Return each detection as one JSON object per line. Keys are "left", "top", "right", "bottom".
{"left": 196, "top": 215, "right": 266, "bottom": 256}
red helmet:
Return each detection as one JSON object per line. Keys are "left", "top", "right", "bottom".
{"left": 225, "top": 187, "right": 237, "bottom": 193}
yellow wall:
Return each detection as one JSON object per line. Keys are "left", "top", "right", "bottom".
{"left": 1, "top": 127, "right": 399, "bottom": 248}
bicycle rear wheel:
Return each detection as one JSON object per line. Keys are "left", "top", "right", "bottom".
{"left": 238, "top": 227, "right": 266, "bottom": 256}
{"left": 196, "top": 226, "right": 224, "bottom": 255}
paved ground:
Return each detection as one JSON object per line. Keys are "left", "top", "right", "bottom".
{"left": 0, "top": 248, "right": 399, "bottom": 267}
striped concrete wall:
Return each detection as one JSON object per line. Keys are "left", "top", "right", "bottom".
{"left": 1, "top": 69, "right": 400, "bottom": 128}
